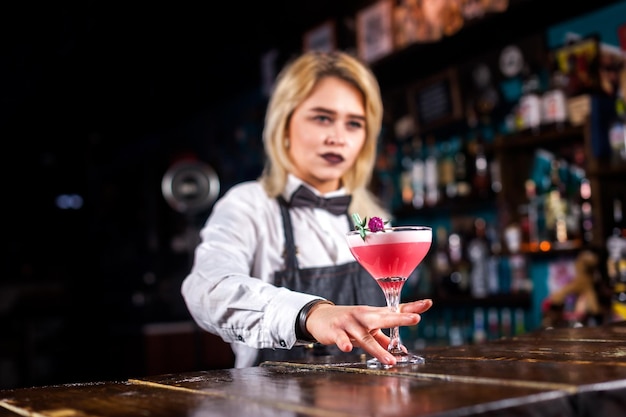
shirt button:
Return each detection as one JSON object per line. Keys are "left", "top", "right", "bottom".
{"left": 280, "top": 340, "right": 286, "bottom": 347}
{"left": 237, "top": 335, "right": 244, "bottom": 342}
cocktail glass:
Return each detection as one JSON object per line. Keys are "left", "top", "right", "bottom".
{"left": 346, "top": 225, "right": 432, "bottom": 369}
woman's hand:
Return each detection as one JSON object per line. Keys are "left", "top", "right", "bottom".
{"left": 305, "top": 299, "right": 433, "bottom": 366}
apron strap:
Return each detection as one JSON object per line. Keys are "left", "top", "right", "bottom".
{"left": 277, "top": 196, "right": 299, "bottom": 272}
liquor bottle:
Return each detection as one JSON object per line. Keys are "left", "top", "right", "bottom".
{"left": 424, "top": 136, "right": 440, "bottom": 207}
{"left": 577, "top": 173, "right": 593, "bottom": 245}
{"left": 395, "top": 115, "right": 417, "bottom": 208}
{"left": 543, "top": 158, "right": 569, "bottom": 244}
{"left": 500, "top": 307, "right": 512, "bottom": 338}
{"left": 438, "top": 139, "right": 457, "bottom": 201}
{"left": 470, "top": 132, "right": 491, "bottom": 199}
{"left": 472, "top": 308, "right": 487, "bottom": 344}
{"left": 410, "top": 137, "right": 426, "bottom": 209}
{"left": 433, "top": 226, "right": 452, "bottom": 296}
{"left": 436, "top": 225, "right": 471, "bottom": 296}
{"left": 517, "top": 65, "right": 542, "bottom": 134}
{"left": 608, "top": 91, "right": 626, "bottom": 165}
{"left": 468, "top": 218, "right": 489, "bottom": 298}
{"left": 399, "top": 141, "right": 415, "bottom": 206}
{"left": 522, "top": 180, "right": 540, "bottom": 250}
{"left": 607, "top": 198, "right": 626, "bottom": 321}
{"left": 446, "top": 231, "right": 470, "bottom": 295}
{"left": 448, "top": 321, "right": 464, "bottom": 346}
{"left": 509, "top": 253, "right": 529, "bottom": 293}
{"left": 505, "top": 223, "right": 529, "bottom": 293}
{"left": 485, "top": 224, "right": 501, "bottom": 295}
{"left": 490, "top": 157, "right": 502, "bottom": 194}
{"left": 514, "top": 308, "right": 526, "bottom": 335}
{"left": 541, "top": 68, "right": 569, "bottom": 130}
{"left": 454, "top": 136, "right": 472, "bottom": 198}
{"left": 487, "top": 308, "right": 500, "bottom": 340}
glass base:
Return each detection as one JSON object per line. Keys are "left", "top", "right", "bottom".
{"left": 366, "top": 353, "right": 425, "bottom": 369}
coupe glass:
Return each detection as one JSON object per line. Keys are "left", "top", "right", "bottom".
{"left": 346, "top": 225, "right": 432, "bottom": 369}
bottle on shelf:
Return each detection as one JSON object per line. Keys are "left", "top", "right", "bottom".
{"left": 446, "top": 230, "right": 471, "bottom": 295}
{"left": 468, "top": 218, "right": 489, "bottom": 298}
{"left": 400, "top": 141, "right": 415, "bottom": 207}
{"left": 438, "top": 138, "right": 457, "bottom": 202}
{"left": 448, "top": 321, "right": 465, "bottom": 346}
{"left": 608, "top": 91, "right": 626, "bottom": 166}
{"left": 504, "top": 224, "right": 531, "bottom": 294}
{"left": 543, "top": 158, "right": 569, "bottom": 245}
{"left": 521, "top": 180, "right": 540, "bottom": 251}
{"left": 524, "top": 148, "right": 555, "bottom": 249}
{"left": 485, "top": 223, "right": 502, "bottom": 295}
{"left": 541, "top": 67, "right": 569, "bottom": 130}
{"left": 500, "top": 307, "right": 513, "bottom": 338}
{"left": 424, "top": 136, "right": 440, "bottom": 207}
{"left": 490, "top": 157, "right": 502, "bottom": 195}
{"left": 573, "top": 168, "right": 592, "bottom": 245}
{"left": 607, "top": 198, "right": 626, "bottom": 321}
{"left": 472, "top": 308, "right": 487, "bottom": 344}
{"left": 393, "top": 115, "right": 417, "bottom": 209}
{"left": 487, "top": 307, "right": 500, "bottom": 340}
{"left": 433, "top": 226, "right": 452, "bottom": 296}
{"left": 514, "top": 308, "right": 526, "bottom": 335}
{"left": 517, "top": 65, "right": 543, "bottom": 134}
{"left": 454, "top": 136, "right": 472, "bottom": 198}
{"left": 434, "top": 225, "right": 471, "bottom": 297}
{"left": 409, "top": 137, "right": 426, "bottom": 209}
{"left": 469, "top": 131, "right": 491, "bottom": 199}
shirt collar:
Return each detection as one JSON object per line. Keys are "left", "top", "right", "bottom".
{"left": 284, "top": 174, "right": 347, "bottom": 201}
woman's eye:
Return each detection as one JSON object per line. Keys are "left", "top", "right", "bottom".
{"left": 314, "top": 115, "right": 332, "bottom": 123}
{"left": 348, "top": 120, "right": 364, "bottom": 129}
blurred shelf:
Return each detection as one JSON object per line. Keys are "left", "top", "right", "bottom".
{"left": 517, "top": 239, "right": 591, "bottom": 259}
{"left": 394, "top": 197, "right": 497, "bottom": 219}
{"left": 370, "top": 0, "right": 622, "bottom": 90}
{"left": 432, "top": 293, "right": 532, "bottom": 309}
{"left": 494, "top": 124, "right": 585, "bottom": 150}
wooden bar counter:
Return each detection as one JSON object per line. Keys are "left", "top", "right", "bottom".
{"left": 1, "top": 322, "right": 625, "bottom": 416}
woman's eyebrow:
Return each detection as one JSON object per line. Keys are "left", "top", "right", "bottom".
{"left": 309, "top": 107, "right": 366, "bottom": 121}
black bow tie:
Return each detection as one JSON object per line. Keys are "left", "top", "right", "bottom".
{"left": 289, "top": 185, "right": 352, "bottom": 215}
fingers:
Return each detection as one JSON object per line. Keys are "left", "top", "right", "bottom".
{"left": 371, "top": 310, "right": 421, "bottom": 329}
{"left": 370, "top": 329, "right": 391, "bottom": 349}
{"left": 399, "top": 299, "right": 433, "bottom": 314}
{"left": 333, "top": 331, "right": 354, "bottom": 353}
{"left": 356, "top": 331, "right": 396, "bottom": 366}
{"left": 304, "top": 301, "right": 434, "bottom": 366}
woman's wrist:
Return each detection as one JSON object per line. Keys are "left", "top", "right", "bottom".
{"left": 295, "top": 299, "right": 335, "bottom": 342}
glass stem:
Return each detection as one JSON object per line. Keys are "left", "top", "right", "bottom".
{"left": 384, "top": 285, "right": 404, "bottom": 354}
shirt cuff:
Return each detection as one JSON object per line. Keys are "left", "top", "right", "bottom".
{"left": 264, "top": 289, "right": 324, "bottom": 349}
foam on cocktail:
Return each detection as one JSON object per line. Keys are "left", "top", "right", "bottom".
{"left": 346, "top": 227, "right": 432, "bottom": 247}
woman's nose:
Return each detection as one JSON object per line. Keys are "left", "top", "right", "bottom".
{"left": 324, "top": 128, "right": 345, "bottom": 145}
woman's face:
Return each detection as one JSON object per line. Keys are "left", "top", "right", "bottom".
{"left": 287, "top": 76, "right": 367, "bottom": 194}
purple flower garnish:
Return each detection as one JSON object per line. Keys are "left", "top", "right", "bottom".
{"left": 352, "top": 213, "right": 389, "bottom": 241}
{"left": 368, "top": 217, "right": 385, "bottom": 233}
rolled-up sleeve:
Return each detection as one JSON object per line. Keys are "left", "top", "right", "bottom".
{"left": 181, "top": 183, "right": 320, "bottom": 350}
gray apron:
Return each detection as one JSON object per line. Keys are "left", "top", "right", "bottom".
{"left": 255, "top": 197, "right": 386, "bottom": 364}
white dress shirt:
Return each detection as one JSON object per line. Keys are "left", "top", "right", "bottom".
{"left": 181, "top": 174, "right": 356, "bottom": 368}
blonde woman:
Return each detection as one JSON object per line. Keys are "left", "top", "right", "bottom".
{"left": 182, "top": 51, "right": 432, "bottom": 368}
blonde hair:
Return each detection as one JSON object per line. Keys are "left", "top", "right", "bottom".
{"left": 259, "top": 51, "right": 390, "bottom": 220}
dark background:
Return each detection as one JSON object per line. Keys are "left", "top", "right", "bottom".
{"left": 1, "top": 0, "right": 622, "bottom": 389}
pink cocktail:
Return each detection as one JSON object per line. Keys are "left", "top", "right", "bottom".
{"left": 346, "top": 226, "right": 432, "bottom": 368}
